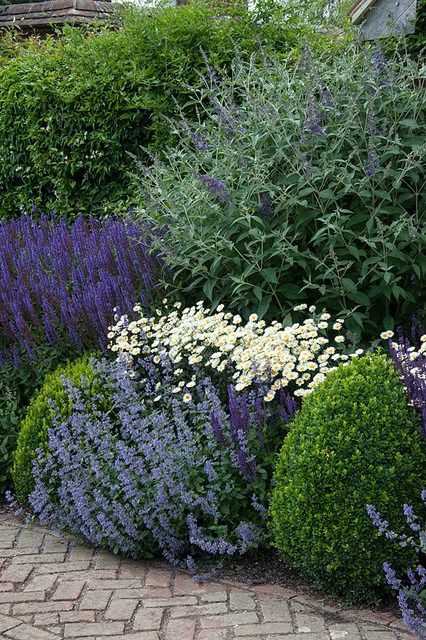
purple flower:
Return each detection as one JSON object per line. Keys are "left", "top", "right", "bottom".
{"left": 199, "top": 175, "right": 229, "bottom": 202}
{"left": 365, "top": 148, "right": 381, "bottom": 177}
{"left": 0, "top": 214, "right": 162, "bottom": 366}
{"left": 259, "top": 193, "right": 272, "bottom": 217}
{"left": 369, "top": 493, "right": 426, "bottom": 639}
{"left": 29, "top": 355, "right": 272, "bottom": 576}
{"left": 304, "top": 95, "right": 326, "bottom": 138}
{"left": 389, "top": 334, "right": 426, "bottom": 438}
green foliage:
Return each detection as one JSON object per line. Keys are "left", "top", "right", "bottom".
{"left": 12, "top": 353, "right": 100, "bottom": 506}
{"left": 269, "top": 353, "right": 425, "bottom": 602}
{"left": 135, "top": 45, "right": 426, "bottom": 342}
{"left": 0, "top": 343, "right": 74, "bottom": 496}
{"left": 381, "top": 0, "right": 426, "bottom": 59}
{"left": 0, "top": 0, "right": 330, "bottom": 220}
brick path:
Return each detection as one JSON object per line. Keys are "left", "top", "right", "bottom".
{"left": 0, "top": 513, "right": 413, "bottom": 640}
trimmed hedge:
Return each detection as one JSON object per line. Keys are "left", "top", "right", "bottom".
{"left": 270, "top": 353, "right": 425, "bottom": 603}
{"left": 0, "top": 1, "right": 332, "bottom": 220}
{"left": 12, "top": 353, "right": 101, "bottom": 506}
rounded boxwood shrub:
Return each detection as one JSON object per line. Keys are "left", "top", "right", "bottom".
{"left": 13, "top": 353, "right": 101, "bottom": 506}
{"left": 270, "top": 352, "right": 425, "bottom": 602}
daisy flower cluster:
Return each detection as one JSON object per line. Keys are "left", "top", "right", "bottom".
{"left": 108, "top": 301, "right": 362, "bottom": 401}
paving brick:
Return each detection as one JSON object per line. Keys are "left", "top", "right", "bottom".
{"left": 144, "top": 596, "right": 197, "bottom": 608}
{"left": 235, "top": 622, "right": 293, "bottom": 636}
{"left": 291, "top": 595, "right": 324, "bottom": 612}
{"left": 42, "top": 538, "right": 69, "bottom": 553}
{"left": 16, "top": 532, "right": 45, "bottom": 548}
{"left": 68, "top": 546, "right": 95, "bottom": 562}
{"left": 64, "top": 621, "right": 125, "bottom": 637}
{"left": 173, "top": 575, "right": 225, "bottom": 596}
{"left": 24, "top": 574, "right": 59, "bottom": 592}
{"left": 35, "top": 561, "right": 91, "bottom": 575}
{"left": 229, "top": 591, "right": 256, "bottom": 611}
{"left": 200, "top": 611, "right": 259, "bottom": 628}
{"left": 0, "top": 591, "right": 46, "bottom": 604}
{"left": 13, "top": 553, "right": 65, "bottom": 565}
{"left": 164, "top": 618, "right": 196, "bottom": 640}
{"left": 79, "top": 589, "right": 112, "bottom": 610}
{"left": 105, "top": 597, "right": 138, "bottom": 620}
{"left": 133, "top": 608, "right": 163, "bottom": 631}
{"left": 60, "top": 610, "right": 96, "bottom": 623}
{"left": 113, "top": 587, "right": 170, "bottom": 599}
{"left": 0, "top": 565, "right": 34, "bottom": 583}
{"left": 120, "top": 560, "right": 147, "bottom": 579}
{"left": 252, "top": 584, "right": 298, "bottom": 599}
{"left": 13, "top": 601, "right": 74, "bottom": 615}
{"left": 92, "top": 554, "right": 121, "bottom": 570}
{"left": 198, "top": 630, "right": 229, "bottom": 640}
{"left": 14, "top": 616, "right": 33, "bottom": 623}
{"left": 200, "top": 590, "right": 228, "bottom": 603}
{"left": 265, "top": 636, "right": 330, "bottom": 640}
{"left": 0, "top": 516, "right": 414, "bottom": 640}
{"left": 104, "top": 635, "right": 159, "bottom": 640}
{"left": 86, "top": 578, "right": 142, "bottom": 590}
{"left": 46, "top": 569, "right": 115, "bottom": 581}
{"left": 294, "top": 612, "right": 328, "bottom": 633}
{"left": 170, "top": 602, "right": 227, "bottom": 618}
{"left": 0, "top": 532, "right": 17, "bottom": 545}
{"left": 52, "top": 580, "right": 85, "bottom": 600}
{"left": 359, "top": 633, "right": 398, "bottom": 640}
{"left": 0, "top": 613, "right": 21, "bottom": 634}
{"left": 259, "top": 598, "right": 292, "bottom": 623}
{"left": 34, "top": 612, "right": 60, "bottom": 626}
{"left": 4, "top": 624, "right": 59, "bottom": 640}
{"left": 144, "top": 569, "right": 172, "bottom": 588}
{"left": 329, "top": 623, "right": 362, "bottom": 639}
{"left": 0, "top": 549, "right": 32, "bottom": 559}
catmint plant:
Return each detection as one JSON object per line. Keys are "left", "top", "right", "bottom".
{"left": 29, "top": 352, "right": 290, "bottom": 571}
{"left": 367, "top": 493, "right": 426, "bottom": 639}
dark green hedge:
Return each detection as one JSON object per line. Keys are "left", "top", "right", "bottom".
{"left": 0, "top": 1, "right": 332, "bottom": 220}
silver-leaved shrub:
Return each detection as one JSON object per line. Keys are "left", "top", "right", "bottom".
{"left": 134, "top": 44, "right": 426, "bottom": 342}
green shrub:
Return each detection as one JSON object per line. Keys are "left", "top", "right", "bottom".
{"left": 0, "top": 1, "right": 332, "bottom": 220}
{"left": 0, "top": 343, "right": 73, "bottom": 496}
{"left": 135, "top": 45, "right": 426, "bottom": 341}
{"left": 12, "top": 353, "right": 100, "bottom": 506}
{"left": 269, "top": 353, "right": 425, "bottom": 602}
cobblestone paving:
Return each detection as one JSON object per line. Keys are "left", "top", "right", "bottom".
{"left": 0, "top": 514, "right": 413, "bottom": 640}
